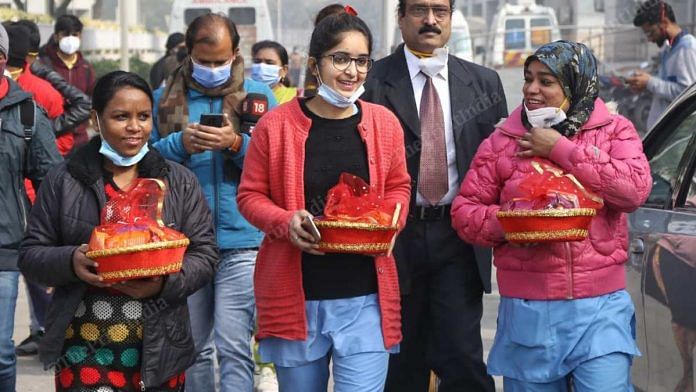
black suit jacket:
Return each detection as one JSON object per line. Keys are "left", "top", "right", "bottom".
{"left": 363, "top": 45, "right": 508, "bottom": 294}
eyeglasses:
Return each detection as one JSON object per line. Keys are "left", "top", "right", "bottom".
{"left": 407, "top": 5, "right": 452, "bottom": 20}
{"left": 321, "top": 53, "right": 373, "bottom": 73}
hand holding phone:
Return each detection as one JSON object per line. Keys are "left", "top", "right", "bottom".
{"left": 302, "top": 216, "right": 322, "bottom": 242}
{"left": 199, "top": 113, "right": 224, "bottom": 128}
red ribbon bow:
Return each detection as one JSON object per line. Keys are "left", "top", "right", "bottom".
{"left": 344, "top": 5, "right": 358, "bottom": 16}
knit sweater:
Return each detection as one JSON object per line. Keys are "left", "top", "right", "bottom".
{"left": 237, "top": 98, "right": 411, "bottom": 348}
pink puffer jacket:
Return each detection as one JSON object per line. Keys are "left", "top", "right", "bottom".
{"left": 451, "top": 99, "right": 652, "bottom": 300}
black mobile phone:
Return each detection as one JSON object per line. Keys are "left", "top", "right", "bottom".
{"left": 302, "top": 216, "right": 322, "bottom": 242}
{"left": 199, "top": 113, "right": 224, "bottom": 128}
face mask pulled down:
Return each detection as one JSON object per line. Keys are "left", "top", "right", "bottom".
{"left": 96, "top": 116, "right": 149, "bottom": 167}
{"left": 524, "top": 101, "right": 568, "bottom": 128}
{"left": 315, "top": 66, "right": 365, "bottom": 109}
{"left": 417, "top": 47, "right": 448, "bottom": 77}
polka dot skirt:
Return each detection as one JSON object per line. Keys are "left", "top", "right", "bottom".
{"left": 56, "top": 291, "right": 184, "bottom": 391}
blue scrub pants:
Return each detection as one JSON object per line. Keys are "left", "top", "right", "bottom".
{"left": 275, "top": 350, "right": 389, "bottom": 392}
{"left": 503, "top": 352, "right": 633, "bottom": 392}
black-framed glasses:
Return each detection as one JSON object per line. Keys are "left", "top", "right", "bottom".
{"left": 407, "top": 5, "right": 452, "bottom": 20}
{"left": 321, "top": 53, "right": 373, "bottom": 73}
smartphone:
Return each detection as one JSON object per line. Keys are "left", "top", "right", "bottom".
{"left": 199, "top": 113, "right": 224, "bottom": 128}
{"left": 302, "top": 216, "right": 322, "bottom": 242}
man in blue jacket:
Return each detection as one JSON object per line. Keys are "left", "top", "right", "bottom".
{"left": 150, "top": 13, "right": 277, "bottom": 392}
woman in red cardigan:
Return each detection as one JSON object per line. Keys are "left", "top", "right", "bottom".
{"left": 237, "top": 11, "right": 410, "bottom": 392}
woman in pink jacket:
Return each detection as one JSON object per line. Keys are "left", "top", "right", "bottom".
{"left": 451, "top": 41, "right": 652, "bottom": 391}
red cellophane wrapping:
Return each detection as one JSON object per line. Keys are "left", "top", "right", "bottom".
{"left": 85, "top": 178, "right": 189, "bottom": 283}
{"left": 314, "top": 173, "right": 401, "bottom": 256}
{"left": 496, "top": 160, "right": 604, "bottom": 243}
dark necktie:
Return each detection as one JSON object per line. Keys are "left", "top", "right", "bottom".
{"left": 418, "top": 74, "right": 448, "bottom": 205}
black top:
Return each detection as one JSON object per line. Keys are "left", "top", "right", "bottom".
{"left": 300, "top": 99, "right": 377, "bottom": 300}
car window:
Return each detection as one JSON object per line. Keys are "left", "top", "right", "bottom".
{"left": 505, "top": 19, "right": 526, "bottom": 50}
{"left": 530, "top": 18, "right": 552, "bottom": 49}
{"left": 229, "top": 7, "right": 255, "bottom": 25}
{"left": 645, "top": 110, "right": 696, "bottom": 207}
{"left": 685, "top": 162, "right": 696, "bottom": 209}
{"left": 184, "top": 8, "right": 210, "bottom": 25}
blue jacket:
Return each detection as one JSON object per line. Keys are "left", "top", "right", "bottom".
{"left": 151, "top": 79, "right": 278, "bottom": 250}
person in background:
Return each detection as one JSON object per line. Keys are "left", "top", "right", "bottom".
{"left": 303, "top": 3, "right": 346, "bottom": 97}
{"left": 3, "top": 21, "right": 66, "bottom": 359}
{"left": 4, "top": 23, "right": 64, "bottom": 121}
{"left": 452, "top": 41, "right": 651, "bottom": 391}
{"left": 238, "top": 11, "right": 410, "bottom": 391}
{"left": 362, "top": 0, "right": 508, "bottom": 390}
{"left": 150, "top": 13, "right": 277, "bottom": 392}
{"left": 288, "top": 46, "right": 303, "bottom": 92}
{"left": 18, "top": 19, "right": 92, "bottom": 152}
{"left": 627, "top": 0, "right": 696, "bottom": 129}
{"left": 150, "top": 32, "right": 186, "bottom": 88}
{"left": 251, "top": 40, "right": 297, "bottom": 104}
{"left": 41, "top": 14, "right": 96, "bottom": 147}
{"left": 20, "top": 70, "right": 218, "bottom": 391}
{"left": 9, "top": 19, "right": 92, "bottom": 358}
{"left": 0, "top": 23, "right": 63, "bottom": 392}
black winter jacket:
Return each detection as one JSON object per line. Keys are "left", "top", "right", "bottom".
{"left": 31, "top": 59, "right": 92, "bottom": 135}
{"left": 0, "top": 77, "right": 62, "bottom": 271}
{"left": 19, "top": 138, "right": 218, "bottom": 388}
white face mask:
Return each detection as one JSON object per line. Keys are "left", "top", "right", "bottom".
{"left": 524, "top": 101, "right": 568, "bottom": 128}
{"left": 417, "top": 47, "right": 449, "bottom": 77}
{"left": 59, "top": 36, "right": 81, "bottom": 55}
{"left": 315, "top": 66, "right": 365, "bottom": 109}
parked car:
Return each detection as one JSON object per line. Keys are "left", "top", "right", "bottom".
{"left": 628, "top": 82, "right": 696, "bottom": 392}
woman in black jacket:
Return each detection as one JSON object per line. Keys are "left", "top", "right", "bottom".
{"left": 19, "top": 71, "right": 218, "bottom": 391}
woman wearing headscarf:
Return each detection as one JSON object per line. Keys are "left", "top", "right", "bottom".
{"left": 451, "top": 41, "right": 652, "bottom": 391}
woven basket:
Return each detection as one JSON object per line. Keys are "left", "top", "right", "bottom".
{"left": 496, "top": 208, "right": 597, "bottom": 243}
{"left": 314, "top": 220, "right": 399, "bottom": 256}
{"left": 86, "top": 238, "right": 189, "bottom": 283}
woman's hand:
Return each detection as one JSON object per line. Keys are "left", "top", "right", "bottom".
{"left": 72, "top": 244, "right": 111, "bottom": 288}
{"left": 288, "top": 210, "right": 324, "bottom": 256}
{"left": 113, "top": 276, "right": 164, "bottom": 299}
{"left": 517, "top": 127, "right": 562, "bottom": 158}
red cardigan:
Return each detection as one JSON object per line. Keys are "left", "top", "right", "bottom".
{"left": 237, "top": 98, "right": 411, "bottom": 348}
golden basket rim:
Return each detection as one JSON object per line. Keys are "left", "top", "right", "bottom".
{"left": 314, "top": 220, "right": 398, "bottom": 231}
{"left": 86, "top": 238, "right": 190, "bottom": 258}
{"left": 317, "top": 242, "right": 392, "bottom": 252}
{"left": 99, "top": 262, "right": 183, "bottom": 280}
{"left": 505, "top": 229, "right": 589, "bottom": 241}
{"left": 496, "top": 208, "right": 597, "bottom": 218}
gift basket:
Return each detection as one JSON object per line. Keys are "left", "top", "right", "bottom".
{"left": 496, "top": 160, "right": 604, "bottom": 243}
{"left": 85, "top": 178, "right": 189, "bottom": 283}
{"left": 313, "top": 173, "right": 402, "bottom": 256}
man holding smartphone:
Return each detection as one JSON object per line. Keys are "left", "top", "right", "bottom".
{"left": 149, "top": 13, "right": 277, "bottom": 392}
{"left": 628, "top": 0, "right": 696, "bottom": 129}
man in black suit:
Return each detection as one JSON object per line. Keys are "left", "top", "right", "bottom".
{"left": 362, "top": 1, "right": 507, "bottom": 390}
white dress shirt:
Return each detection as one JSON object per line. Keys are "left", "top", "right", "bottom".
{"left": 404, "top": 46, "right": 459, "bottom": 206}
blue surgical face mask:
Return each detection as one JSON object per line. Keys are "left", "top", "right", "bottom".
{"left": 315, "top": 67, "right": 365, "bottom": 109}
{"left": 96, "top": 116, "right": 150, "bottom": 167}
{"left": 191, "top": 58, "right": 233, "bottom": 88}
{"left": 251, "top": 63, "right": 281, "bottom": 86}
